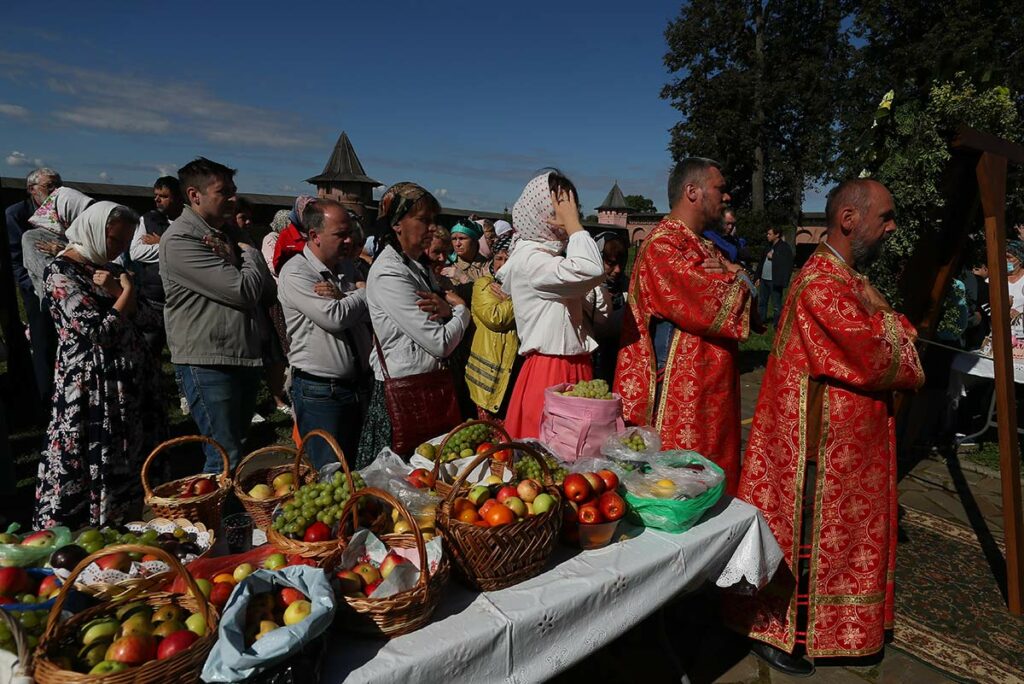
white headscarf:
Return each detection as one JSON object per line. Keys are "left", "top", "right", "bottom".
{"left": 28, "top": 187, "right": 94, "bottom": 236}
{"left": 493, "top": 219, "right": 513, "bottom": 236}
{"left": 511, "top": 172, "right": 567, "bottom": 253}
{"left": 63, "top": 202, "right": 124, "bottom": 265}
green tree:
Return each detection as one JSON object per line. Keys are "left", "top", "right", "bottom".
{"left": 662, "top": 0, "right": 849, "bottom": 222}
{"left": 623, "top": 194, "right": 656, "bottom": 213}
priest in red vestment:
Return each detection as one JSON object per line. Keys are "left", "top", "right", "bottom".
{"left": 614, "top": 158, "right": 753, "bottom": 494}
{"left": 726, "top": 179, "right": 924, "bottom": 676}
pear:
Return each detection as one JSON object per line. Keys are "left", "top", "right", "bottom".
{"left": 81, "top": 619, "right": 119, "bottom": 646}
{"left": 118, "top": 613, "right": 154, "bottom": 638}
{"left": 152, "top": 620, "right": 186, "bottom": 638}
{"left": 152, "top": 604, "right": 184, "bottom": 624}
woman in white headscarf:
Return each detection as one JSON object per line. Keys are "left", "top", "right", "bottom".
{"left": 33, "top": 202, "right": 165, "bottom": 529}
{"left": 23, "top": 186, "right": 94, "bottom": 297}
{"left": 500, "top": 170, "right": 606, "bottom": 438}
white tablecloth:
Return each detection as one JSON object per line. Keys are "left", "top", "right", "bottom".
{"left": 323, "top": 497, "right": 782, "bottom": 683}
{"left": 952, "top": 350, "right": 1024, "bottom": 383}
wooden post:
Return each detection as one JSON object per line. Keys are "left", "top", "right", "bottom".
{"left": 977, "top": 151, "right": 1024, "bottom": 615}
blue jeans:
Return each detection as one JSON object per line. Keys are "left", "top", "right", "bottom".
{"left": 291, "top": 374, "right": 364, "bottom": 471}
{"left": 175, "top": 365, "right": 261, "bottom": 473}
{"left": 757, "top": 280, "right": 785, "bottom": 325}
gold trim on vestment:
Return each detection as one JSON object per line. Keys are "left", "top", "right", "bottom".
{"left": 809, "top": 644, "right": 884, "bottom": 658}
{"left": 710, "top": 280, "right": 744, "bottom": 336}
{"left": 629, "top": 225, "right": 670, "bottom": 425}
{"left": 814, "top": 592, "right": 885, "bottom": 606}
{"left": 880, "top": 311, "right": 902, "bottom": 387}
{"left": 807, "top": 382, "right": 830, "bottom": 654}
{"left": 654, "top": 329, "right": 682, "bottom": 432}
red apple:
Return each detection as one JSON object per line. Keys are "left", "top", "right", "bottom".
{"left": 562, "top": 473, "right": 593, "bottom": 504}
{"left": 597, "top": 491, "right": 626, "bottom": 521}
{"left": 596, "top": 469, "right": 620, "bottom": 492}
{"left": 209, "top": 581, "right": 234, "bottom": 608}
{"left": 495, "top": 485, "right": 518, "bottom": 504}
{"left": 475, "top": 441, "right": 494, "bottom": 455}
{"left": 278, "top": 587, "right": 306, "bottom": 607}
{"left": 96, "top": 552, "right": 131, "bottom": 573}
{"left": 157, "top": 629, "right": 198, "bottom": 659}
{"left": 406, "top": 468, "right": 436, "bottom": 489}
{"left": 478, "top": 499, "right": 498, "bottom": 518}
{"left": 286, "top": 554, "right": 317, "bottom": 568}
{"left": 364, "top": 580, "right": 381, "bottom": 596}
{"left": 379, "top": 551, "right": 408, "bottom": 580}
{"left": 303, "top": 522, "right": 331, "bottom": 543}
{"left": 105, "top": 635, "right": 157, "bottom": 665}
{"left": 21, "top": 530, "right": 57, "bottom": 548}
{"left": 516, "top": 479, "right": 542, "bottom": 503}
{"left": 336, "top": 569, "right": 362, "bottom": 595}
{"left": 0, "top": 567, "right": 28, "bottom": 596}
{"left": 577, "top": 503, "right": 605, "bottom": 525}
{"left": 353, "top": 562, "right": 380, "bottom": 587}
{"left": 188, "top": 478, "right": 216, "bottom": 497}
{"left": 37, "top": 575, "right": 61, "bottom": 598}
{"left": 582, "top": 472, "right": 605, "bottom": 496}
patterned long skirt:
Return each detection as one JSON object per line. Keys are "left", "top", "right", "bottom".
{"left": 356, "top": 380, "right": 392, "bottom": 469}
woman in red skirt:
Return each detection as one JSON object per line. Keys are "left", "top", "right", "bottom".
{"left": 499, "top": 170, "right": 606, "bottom": 438}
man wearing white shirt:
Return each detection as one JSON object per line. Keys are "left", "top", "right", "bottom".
{"left": 277, "top": 199, "right": 370, "bottom": 468}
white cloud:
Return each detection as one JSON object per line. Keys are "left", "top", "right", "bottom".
{"left": 0, "top": 50, "right": 322, "bottom": 149}
{"left": 434, "top": 188, "right": 449, "bottom": 198}
{"left": 0, "top": 103, "right": 28, "bottom": 118}
{"left": 5, "top": 150, "right": 43, "bottom": 167}
{"left": 280, "top": 184, "right": 296, "bottom": 193}
{"left": 99, "top": 171, "right": 111, "bottom": 181}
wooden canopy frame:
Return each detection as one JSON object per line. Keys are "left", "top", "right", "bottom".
{"left": 900, "top": 126, "right": 1024, "bottom": 615}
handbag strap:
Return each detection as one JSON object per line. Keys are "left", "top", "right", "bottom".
{"left": 372, "top": 334, "right": 392, "bottom": 382}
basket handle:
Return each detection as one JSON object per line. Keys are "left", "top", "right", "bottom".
{"left": 336, "top": 487, "right": 430, "bottom": 590}
{"left": 236, "top": 445, "right": 302, "bottom": 482}
{"left": 141, "top": 435, "right": 231, "bottom": 498}
{"left": 43, "top": 543, "right": 213, "bottom": 642}
{"left": 296, "top": 429, "right": 359, "bottom": 530}
{"left": 430, "top": 419, "right": 512, "bottom": 484}
{"left": 442, "top": 441, "right": 554, "bottom": 508}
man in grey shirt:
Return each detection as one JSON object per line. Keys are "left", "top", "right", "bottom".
{"left": 277, "top": 199, "right": 370, "bottom": 468}
{"left": 161, "top": 157, "right": 273, "bottom": 472}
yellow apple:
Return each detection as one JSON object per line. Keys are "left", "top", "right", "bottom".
{"left": 248, "top": 484, "right": 273, "bottom": 500}
{"left": 233, "top": 563, "right": 254, "bottom": 583}
{"left": 392, "top": 519, "right": 413, "bottom": 535}
{"left": 282, "top": 600, "right": 311, "bottom": 626}
{"left": 254, "top": 620, "right": 278, "bottom": 640}
{"left": 271, "top": 473, "right": 294, "bottom": 490}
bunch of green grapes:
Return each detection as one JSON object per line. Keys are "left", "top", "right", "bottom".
{"left": 271, "top": 470, "right": 366, "bottom": 538}
{"left": 0, "top": 607, "right": 44, "bottom": 653}
{"left": 440, "top": 424, "right": 493, "bottom": 462}
{"left": 620, "top": 433, "right": 648, "bottom": 452}
{"left": 515, "top": 454, "right": 567, "bottom": 484}
{"left": 561, "top": 379, "right": 613, "bottom": 400}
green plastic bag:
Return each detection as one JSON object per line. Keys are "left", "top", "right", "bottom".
{"left": 623, "top": 451, "right": 725, "bottom": 533}
{"left": 0, "top": 523, "right": 73, "bottom": 567}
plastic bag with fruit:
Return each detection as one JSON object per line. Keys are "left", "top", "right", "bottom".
{"left": 0, "top": 525, "right": 73, "bottom": 568}
{"left": 600, "top": 426, "right": 662, "bottom": 464}
{"left": 539, "top": 382, "right": 625, "bottom": 462}
{"left": 200, "top": 565, "right": 335, "bottom": 683}
{"left": 360, "top": 449, "right": 441, "bottom": 533}
{"left": 621, "top": 451, "right": 726, "bottom": 533}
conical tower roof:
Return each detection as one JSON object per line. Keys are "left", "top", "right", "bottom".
{"left": 306, "top": 132, "right": 381, "bottom": 187}
{"left": 596, "top": 181, "right": 628, "bottom": 211}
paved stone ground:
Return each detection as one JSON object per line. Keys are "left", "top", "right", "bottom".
{"left": 559, "top": 364, "right": 1020, "bottom": 683}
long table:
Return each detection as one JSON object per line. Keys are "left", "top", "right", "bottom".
{"left": 322, "top": 496, "right": 782, "bottom": 683}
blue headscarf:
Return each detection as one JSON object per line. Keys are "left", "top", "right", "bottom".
{"left": 451, "top": 219, "right": 483, "bottom": 241}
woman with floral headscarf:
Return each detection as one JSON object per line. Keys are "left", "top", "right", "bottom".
{"left": 23, "top": 186, "right": 95, "bottom": 297}
{"left": 272, "top": 195, "right": 318, "bottom": 274}
{"left": 357, "top": 183, "right": 469, "bottom": 466}
{"left": 500, "top": 170, "right": 606, "bottom": 438}
{"left": 34, "top": 202, "right": 165, "bottom": 528}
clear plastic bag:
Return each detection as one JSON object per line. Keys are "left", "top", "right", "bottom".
{"left": 601, "top": 426, "right": 662, "bottom": 462}
{"left": 0, "top": 524, "right": 73, "bottom": 568}
{"left": 359, "top": 449, "right": 442, "bottom": 530}
{"left": 622, "top": 451, "right": 726, "bottom": 533}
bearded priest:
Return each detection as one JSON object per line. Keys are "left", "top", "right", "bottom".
{"left": 614, "top": 157, "right": 754, "bottom": 494}
{"left": 725, "top": 178, "right": 925, "bottom": 676}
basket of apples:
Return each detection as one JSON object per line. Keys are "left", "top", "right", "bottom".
{"left": 323, "top": 487, "right": 449, "bottom": 637}
{"left": 435, "top": 442, "right": 563, "bottom": 591}
{"left": 32, "top": 544, "right": 218, "bottom": 684}
{"left": 426, "top": 419, "right": 513, "bottom": 497}
{"left": 142, "top": 435, "right": 233, "bottom": 531}
{"left": 559, "top": 469, "right": 628, "bottom": 549}
{"left": 266, "top": 430, "right": 381, "bottom": 563}
{"left": 233, "top": 443, "right": 318, "bottom": 530}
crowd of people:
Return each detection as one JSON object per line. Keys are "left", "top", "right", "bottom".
{"left": 7, "top": 155, "right": 965, "bottom": 672}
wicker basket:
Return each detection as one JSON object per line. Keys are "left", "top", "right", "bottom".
{"left": 73, "top": 518, "right": 216, "bottom": 601}
{"left": 265, "top": 429, "right": 363, "bottom": 562}
{"left": 435, "top": 441, "right": 563, "bottom": 591}
{"left": 234, "top": 445, "right": 318, "bottom": 529}
{"left": 321, "top": 487, "right": 449, "bottom": 638}
{"left": 0, "top": 604, "right": 32, "bottom": 681}
{"left": 430, "top": 419, "right": 512, "bottom": 498}
{"left": 34, "top": 544, "right": 219, "bottom": 684}
{"left": 141, "top": 435, "right": 232, "bottom": 531}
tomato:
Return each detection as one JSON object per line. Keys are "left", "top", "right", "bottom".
{"left": 484, "top": 502, "right": 515, "bottom": 527}
{"left": 457, "top": 508, "right": 480, "bottom": 524}
{"left": 473, "top": 520, "right": 491, "bottom": 528}
{"left": 453, "top": 497, "right": 475, "bottom": 516}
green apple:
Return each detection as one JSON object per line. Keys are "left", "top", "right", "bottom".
{"left": 185, "top": 612, "right": 207, "bottom": 637}
{"left": 532, "top": 493, "right": 556, "bottom": 515}
{"left": 467, "top": 485, "right": 490, "bottom": 506}
{"left": 191, "top": 579, "right": 213, "bottom": 599}
{"left": 263, "top": 553, "right": 286, "bottom": 571}
{"left": 78, "top": 641, "right": 109, "bottom": 668}
{"left": 81, "top": 618, "right": 120, "bottom": 646}
{"left": 90, "top": 661, "right": 128, "bottom": 675}
{"left": 232, "top": 563, "right": 254, "bottom": 583}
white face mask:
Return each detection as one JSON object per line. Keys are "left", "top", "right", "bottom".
{"left": 1009, "top": 261, "right": 1018, "bottom": 274}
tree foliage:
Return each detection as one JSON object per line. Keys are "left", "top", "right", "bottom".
{"left": 623, "top": 194, "right": 656, "bottom": 213}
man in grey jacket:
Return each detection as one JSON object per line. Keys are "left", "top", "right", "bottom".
{"left": 161, "top": 157, "right": 273, "bottom": 472}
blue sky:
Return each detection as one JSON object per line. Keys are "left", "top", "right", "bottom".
{"left": 0, "top": 2, "right": 825, "bottom": 213}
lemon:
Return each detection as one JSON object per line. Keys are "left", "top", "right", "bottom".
{"left": 652, "top": 478, "right": 677, "bottom": 499}
{"left": 655, "top": 479, "right": 675, "bottom": 488}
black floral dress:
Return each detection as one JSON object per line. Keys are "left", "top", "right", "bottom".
{"left": 33, "top": 257, "right": 166, "bottom": 529}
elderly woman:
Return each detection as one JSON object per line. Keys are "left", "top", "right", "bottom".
{"left": 34, "top": 202, "right": 165, "bottom": 529}
{"left": 262, "top": 209, "right": 291, "bottom": 279}
{"left": 23, "top": 186, "right": 94, "bottom": 297}
{"left": 425, "top": 225, "right": 457, "bottom": 291}
{"left": 358, "top": 183, "right": 468, "bottom": 466}
{"left": 500, "top": 170, "right": 605, "bottom": 438}
{"left": 442, "top": 219, "right": 490, "bottom": 286}
{"left": 467, "top": 232, "right": 520, "bottom": 417}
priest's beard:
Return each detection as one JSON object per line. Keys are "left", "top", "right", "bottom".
{"left": 851, "top": 236, "right": 884, "bottom": 271}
